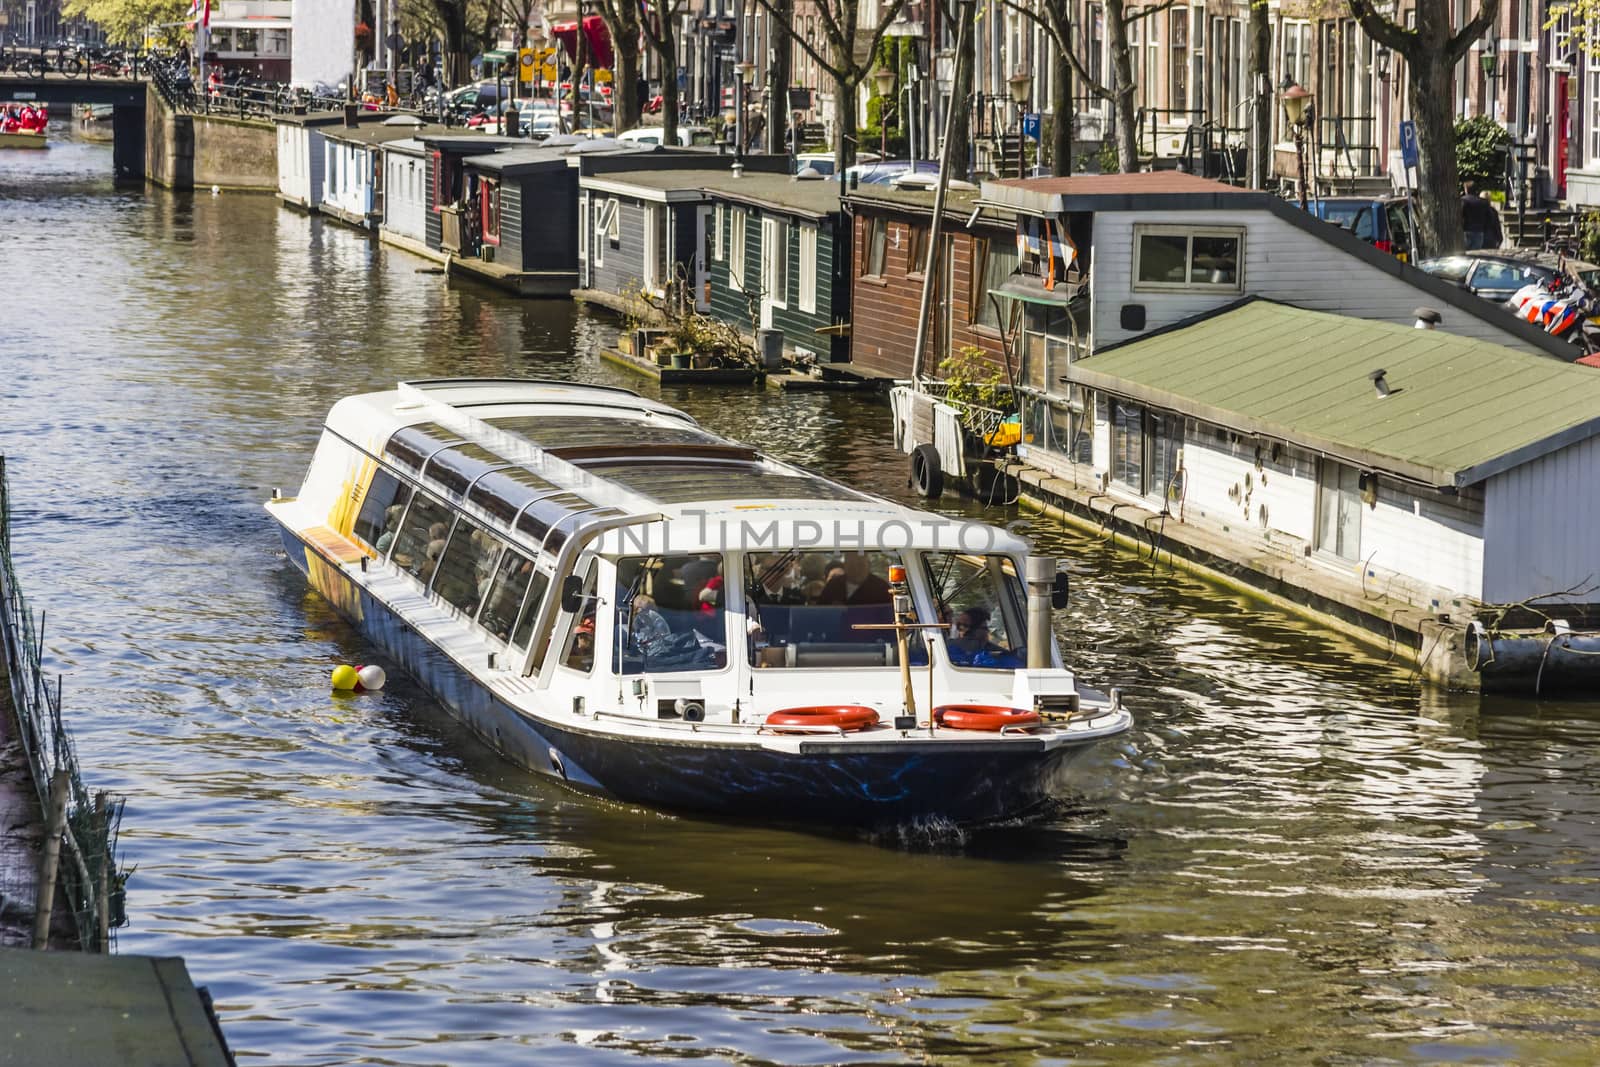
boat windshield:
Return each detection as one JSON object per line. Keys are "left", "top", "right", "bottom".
{"left": 745, "top": 550, "right": 924, "bottom": 669}
{"left": 611, "top": 554, "right": 728, "bottom": 674}
{"left": 921, "top": 551, "right": 1028, "bottom": 670}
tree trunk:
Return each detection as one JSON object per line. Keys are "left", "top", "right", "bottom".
{"left": 1248, "top": 0, "right": 1271, "bottom": 188}
{"left": 1408, "top": 48, "right": 1466, "bottom": 255}
{"left": 1050, "top": 35, "right": 1071, "bottom": 175}
{"left": 945, "top": 0, "right": 975, "bottom": 178}
{"left": 569, "top": 19, "right": 588, "bottom": 133}
{"left": 614, "top": 29, "right": 642, "bottom": 132}
{"left": 659, "top": 8, "right": 680, "bottom": 145}
{"left": 768, "top": 0, "right": 794, "bottom": 155}
{"left": 1105, "top": 0, "right": 1138, "bottom": 172}
{"left": 833, "top": 69, "right": 859, "bottom": 168}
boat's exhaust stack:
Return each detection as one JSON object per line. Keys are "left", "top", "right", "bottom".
{"left": 1026, "top": 555, "right": 1055, "bottom": 670}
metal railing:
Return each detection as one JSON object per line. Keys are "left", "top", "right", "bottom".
{"left": 0, "top": 456, "right": 125, "bottom": 951}
{"left": 1316, "top": 114, "right": 1380, "bottom": 177}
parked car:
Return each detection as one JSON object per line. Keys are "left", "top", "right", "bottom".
{"left": 1418, "top": 250, "right": 1600, "bottom": 304}
{"left": 1307, "top": 196, "right": 1418, "bottom": 260}
{"left": 844, "top": 159, "right": 939, "bottom": 185}
{"left": 616, "top": 125, "right": 716, "bottom": 147}
{"left": 793, "top": 150, "right": 880, "bottom": 176}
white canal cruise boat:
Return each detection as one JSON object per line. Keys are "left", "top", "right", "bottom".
{"left": 266, "top": 379, "right": 1131, "bottom": 826}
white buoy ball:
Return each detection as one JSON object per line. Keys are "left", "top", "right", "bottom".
{"left": 356, "top": 665, "right": 387, "bottom": 691}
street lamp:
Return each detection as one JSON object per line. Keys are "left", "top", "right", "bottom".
{"left": 873, "top": 65, "right": 896, "bottom": 160}
{"left": 1280, "top": 82, "right": 1314, "bottom": 209}
{"left": 735, "top": 59, "right": 756, "bottom": 162}
{"left": 1480, "top": 34, "right": 1499, "bottom": 115}
{"left": 1375, "top": 47, "right": 1390, "bottom": 82}
{"left": 1008, "top": 68, "right": 1033, "bottom": 178}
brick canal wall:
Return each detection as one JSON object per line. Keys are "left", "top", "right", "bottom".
{"left": 144, "top": 84, "right": 276, "bottom": 192}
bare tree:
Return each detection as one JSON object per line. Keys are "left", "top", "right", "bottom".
{"left": 1347, "top": 0, "right": 1498, "bottom": 255}
{"left": 1247, "top": 0, "right": 1270, "bottom": 188}
{"left": 934, "top": 0, "right": 976, "bottom": 177}
{"left": 641, "top": 0, "right": 689, "bottom": 145}
{"left": 753, "top": 0, "right": 911, "bottom": 167}
{"left": 593, "top": 0, "right": 643, "bottom": 131}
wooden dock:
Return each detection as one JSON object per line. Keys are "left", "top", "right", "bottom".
{"left": 599, "top": 347, "right": 763, "bottom": 385}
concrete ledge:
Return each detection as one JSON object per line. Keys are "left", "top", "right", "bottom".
{"left": 449, "top": 255, "right": 578, "bottom": 297}
{"left": 378, "top": 229, "right": 445, "bottom": 263}
{"left": 572, "top": 287, "right": 662, "bottom": 323}
{"left": 1004, "top": 460, "right": 1478, "bottom": 688}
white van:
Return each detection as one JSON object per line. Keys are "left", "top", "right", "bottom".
{"left": 616, "top": 125, "right": 716, "bottom": 148}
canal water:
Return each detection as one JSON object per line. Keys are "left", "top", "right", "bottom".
{"left": 4, "top": 133, "right": 1599, "bottom": 1065}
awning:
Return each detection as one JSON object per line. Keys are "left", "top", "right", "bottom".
{"left": 988, "top": 275, "right": 1085, "bottom": 306}
{"left": 549, "top": 16, "right": 614, "bottom": 70}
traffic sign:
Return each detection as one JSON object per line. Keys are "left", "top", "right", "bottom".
{"left": 1022, "top": 112, "right": 1041, "bottom": 141}
{"left": 1399, "top": 119, "right": 1418, "bottom": 169}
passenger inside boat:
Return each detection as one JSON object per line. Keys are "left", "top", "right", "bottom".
{"left": 923, "top": 551, "right": 1028, "bottom": 669}
{"left": 612, "top": 555, "right": 727, "bottom": 673}
{"left": 745, "top": 550, "right": 923, "bottom": 668}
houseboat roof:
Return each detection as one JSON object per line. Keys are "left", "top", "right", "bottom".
{"left": 578, "top": 167, "right": 745, "bottom": 201}
{"left": 700, "top": 173, "right": 842, "bottom": 219}
{"left": 982, "top": 171, "right": 1253, "bottom": 213}
{"left": 332, "top": 379, "right": 992, "bottom": 555}
{"left": 840, "top": 184, "right": 1015, "bottom": 226}
{"left": 416, "top": 132, "right": 526, "bottom": 153}
{"left": 274, "top": 111, "right": 378, "bottom": 128}
{"left": 323, "top": 120, "right": 454, "bottom": 146}
{"left": 465, "top": 141, "right": 647, "bottom": 175}
{"left": 1068, "top": 298, "right": 1600, "bottom": 488}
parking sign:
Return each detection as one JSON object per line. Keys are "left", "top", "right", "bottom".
{"left": 1399, "top": 120, "right": 1419, "bottom": 169}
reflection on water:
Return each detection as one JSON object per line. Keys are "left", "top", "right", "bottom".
{"left": 2, "top": 133, "right": 1599, "bottom": 1064}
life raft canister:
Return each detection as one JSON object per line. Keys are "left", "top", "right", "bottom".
{"left": 933, "top": 705, "right": 1041, "bottom": 731}
{"left": 765, "top": 706, "right": 880, "bottom": 732}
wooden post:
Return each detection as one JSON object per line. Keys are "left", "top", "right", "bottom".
{"left": 94, "top": 791, "right": 110, "bottom": 951}
{"left": 31, "top": 769, "right": 70, "bottom": 950}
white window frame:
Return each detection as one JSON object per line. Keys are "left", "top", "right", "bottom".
{"left": 729, "top": 207, "right": 748, "bottom": 291}
{"left": 798, "top": 224, "right": 818, "bottom": 313}
{"left": 592, "top": 197, "right": 618, "bottom": 268}
{"left": 579, "top": 192, "right": 590, "bottom": 264}
{"left": 1589, "top": 68, "right": 1600, "bottom": 166}
{"left": 1131, "top": 224, "right": 1246, "bottom": 293}
{"left": 644, "top": 204, "right": 669, "bottom": 295}
{"left": 763, "top": 217, "right": 789, "bottom": 309}
{"left": 713, "top": 204, "right": 725, "bottom": 261}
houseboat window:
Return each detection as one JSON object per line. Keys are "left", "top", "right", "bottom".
{"left": 865, "top": 218, "right": 887, "bottom": 278}
{"left": 353, "top": 469, "right": 413, "bottom": 554}
{"left": 560, "top": 560, "right": 600, "bottom": 673}
{"left": 798, "top": 225, "right": 818, "bottom": 313}
{"left": 744, "top": 551, "right": 924, "bottom": 669}
{"left": 432, "top": 518, "right": 503, "bottom": 618}
{"left": 1023, "top": 389, "right": 1093, "bottom": 465}
{"left": 1316, "top": 460, "right": 1363, "bottom": 562}
{"left": 612, "top": 555, "right": 727, "bottom": 674}
{"left": 713, "top": 204, "right": 724, "bottom": 261}
{"left": 906, "top": 224, "right": 928, "bottom": 275}
{"left": 921, "top": 553, "right": 1026, "bottom": 669}
{"left": 730, "top": 208, "right": 748, "bottom": 289}
{"left": 764, "top": 217, "right": 789, "bottom": 306}
{"left": 1134, "top": 226, "right": 1244, "bottom": 291}
{"left": 482, "top": 180, "right": 501, "bottom": 245}
{"left": 1147, "top": 413, "right": 1185, "bottom": 505}
{"left": 646, "top": 205, "right": 670, "bottom": 291}
{"left": 972, "top": 240, "right": 1019, "bottom": 328}
{"left": 389, "top": 491, "right": 454, "bottom": 582}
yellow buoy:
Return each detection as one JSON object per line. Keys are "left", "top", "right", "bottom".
{"left": 331, "top": 664, "right": 359, "bottom": 690}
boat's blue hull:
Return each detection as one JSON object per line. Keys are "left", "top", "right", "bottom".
{"left": 279, "top": 525, "right": 1103, "bottom": 826}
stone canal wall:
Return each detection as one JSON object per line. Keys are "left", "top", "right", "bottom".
{"left": 144, "top": 84, "right": 276, "bottom": 192}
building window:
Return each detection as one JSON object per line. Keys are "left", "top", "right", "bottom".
{"left": 1590, "top": 69, "right": 1600, "bottom": 164}
{"left": 764, "top": 217, "right": 789, "bottom": 307}
{"left": 482, "top": 179, "right": 501, "bottom": 245}
{"left": 864, "top": 217, "right": 887, "bottom": 277}
{"left": 798, "top": 224, "right": 818, "bottom": 313}
{"left": 971, "top": 238, "right": 1019, "bottom": 328}
{"left": 1110, "top": 399, "right": 1144, "bottom": 492}
{"left": 1317, "top": 459, "right": 1363, "bottom": 561}
{"left": 1171, "top": 8, "right": 1188, "bottom": 113}
{"left": 1133, "top": 226, "right": 1243, "bottom": 290}
{"left": 729, "top": 207, "right": 748, "bottom": 290}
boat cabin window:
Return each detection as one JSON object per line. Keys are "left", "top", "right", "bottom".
{"left": 922, "top": 552, "right": 1027, "bottom": 670}
{"left": 354, "top": 469, "right": 412, "bottom": 554}
{"left": 390, "top": 490, "right": 454, "bottom": 584}
{"left": 745, "top": 550, "right": 924, "bottom": 669}
{"left": 511, "top": 570, "right": 550, "bottom": 652}
{"left": 612, "top": 554, "right": 727, "bottom": 674}
{"left": 432, "top": 517, "right": 502, "bottom": 618}
{"left": 478, "top": 546, "right": 539, "bottom": 645}
{"left": 560, "top": 560, "right": 599, "bottom": 673}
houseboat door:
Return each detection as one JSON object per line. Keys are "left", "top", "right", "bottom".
{"left": 694, "top": 206, "right": 712, "bottom": 311}
{"left": 759, "top": 217, "right": 787, "bottom": 329}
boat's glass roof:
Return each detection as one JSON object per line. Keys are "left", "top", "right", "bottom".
{"left": 385, "top": 422, "right": 465, "bottom": 471}
{"left": 466, "top": 465, "right": 563, "bottom": 524}
{"left": 425, "top": 442, "right": 511, "bottom": 497}
{"left": 599, "top": 463, "right": 864, "bottom": 504}
{"left": 487, "top": 414, "right": 717, "bottom": 450}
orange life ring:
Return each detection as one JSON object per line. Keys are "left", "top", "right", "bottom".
{"left": 765, "top": 705, "right": 879, "bottom": 732}
{"left": 934, "top": 705, "right": 1041, "bottom": 731}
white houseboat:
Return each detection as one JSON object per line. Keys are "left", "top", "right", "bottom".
{"left": 266, "top": 379, "right": 1130, "bottom": 826}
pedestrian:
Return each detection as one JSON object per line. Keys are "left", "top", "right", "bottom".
{"left": 1461, "top": 180, "right": 1503, "bottom": 251}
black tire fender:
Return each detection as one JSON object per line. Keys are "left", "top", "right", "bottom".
{"left": 910, "top": 443, "right": 944, "bottom": 498}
